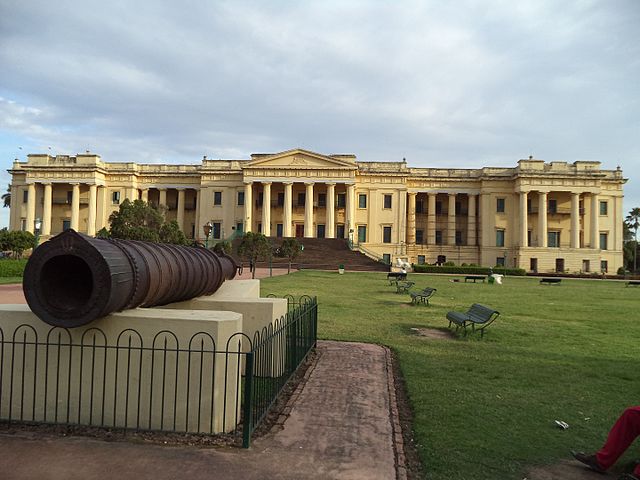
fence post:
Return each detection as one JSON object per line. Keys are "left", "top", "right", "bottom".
{"left": 242, "top": 351, "right": 254, "bottom": 448}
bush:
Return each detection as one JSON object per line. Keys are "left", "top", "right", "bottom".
{"left": 212, "top": 240, "right": 232, "bottom": 254}
{"left": 0, "top": 258, "right": 28, "bottom": 277}
{"left": 412, "top": 264, "right": 526, "bottom": 276}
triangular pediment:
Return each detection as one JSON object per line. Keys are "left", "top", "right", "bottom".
{"left": 246, "top": 149, "right": 356, "bottom": 169}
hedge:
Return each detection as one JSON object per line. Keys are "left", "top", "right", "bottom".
{"left": 0, "top": 259, "right": 28, "bottom": 277}
{"left": 411, "top": 264, "right": 526, "bottom": 276}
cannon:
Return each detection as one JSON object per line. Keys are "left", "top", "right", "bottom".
{"left": 23, "top": 230, "right": 239, "bottom": 328}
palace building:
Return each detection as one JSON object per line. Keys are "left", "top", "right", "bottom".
{"left": 8, "top": 148, "right": 626, "bottom": 273}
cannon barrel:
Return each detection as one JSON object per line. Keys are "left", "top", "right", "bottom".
{"left": 23, "top": 230, "right": 239, "bottom": 328}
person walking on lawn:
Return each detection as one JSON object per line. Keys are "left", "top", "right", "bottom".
{"left": 572, "top": 406, "right": 640, "bottom": 479}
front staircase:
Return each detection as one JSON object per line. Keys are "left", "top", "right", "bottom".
{"left": 235, "top": 237, "right": 389, "bottom": 272}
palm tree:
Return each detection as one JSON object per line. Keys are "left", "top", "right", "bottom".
{"left": 626, "top": 208, "right": 640, "bottom": 273}
{"left": 1, "top": 184, "right": 10, "bottom": 208}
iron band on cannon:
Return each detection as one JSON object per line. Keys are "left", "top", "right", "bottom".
{"left": 23, "top": 229, "right": 239, "bottom": 328}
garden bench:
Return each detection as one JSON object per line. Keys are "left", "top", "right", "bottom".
{"left": 446, "top": 303, "right": 500, "bottom": 337}
{"left": 464, "top": 275, "right": 486, "bottom": 283}
{"left": 540, "top": 278, "right": 562, "bottom": 285}
{"left": 396, "top": 281, "right": 415, "bottom": 294}
{"left": 626, "top": 280, "right": 640, "bottom": 287}
{"left": 410, "top": 287, "right": 437, "bottom": 306}
{"left": 387, "top": 272, "right": 407, "bottom": 284}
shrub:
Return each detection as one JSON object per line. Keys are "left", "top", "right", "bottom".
{"left": 412, "top": 264, "right": 526, "bottom": 276}
{"left": 0, "top": 258, "right": 28, "bottom": 277}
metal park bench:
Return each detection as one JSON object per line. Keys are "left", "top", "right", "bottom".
{"left": 446, "top": 303, "right": 500, "bottom": 337}
{"left": 396, "top": 281, "right": 415, "bottom": 294}
{"left": 540, "top": 278, "right": 562, "bottom": 285}
{"left": 410, "top": 287, "right": 437, "bottom": 306}
{"left": 626, "top": 280, "right": 640, "bottom": 287}
{"left": 464, "top": 275, "right": 486, "bottom": 283}
{"left": 387, "top": 272, "right": 407, "bottom": 284}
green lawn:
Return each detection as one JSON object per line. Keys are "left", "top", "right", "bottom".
{"left": 260, "top": 270, "right": 640, "bottom": 480}
{"left": 0, "top": 277, "right": 22, "bottom": 285}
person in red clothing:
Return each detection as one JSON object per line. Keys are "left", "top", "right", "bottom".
{"left": 572, "top": 406, "right": 640, "bottom": 480}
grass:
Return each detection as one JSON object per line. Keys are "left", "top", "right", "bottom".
{"left": 260, "top": 270, "right": 640, "bottom": 480}
{"left": 0, "top": 277, "right": 22, "bottom": 285}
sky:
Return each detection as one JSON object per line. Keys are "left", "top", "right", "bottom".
{"left": 1, "top": 0, "right": 638, "bottom": 228}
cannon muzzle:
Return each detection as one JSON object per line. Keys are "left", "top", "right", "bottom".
{"left": 23, "top": 230, "right": 239, "bottom": 328}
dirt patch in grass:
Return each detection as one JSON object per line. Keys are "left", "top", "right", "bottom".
{"left": 410, "top": 327, "right": 456, "bottom": 340}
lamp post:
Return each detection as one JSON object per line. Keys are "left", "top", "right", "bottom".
{"left": 203, "top": 221, "right": 212, "bottom": 248}
{"left": 34, "top": 218, "right": 42, "bottom": 248}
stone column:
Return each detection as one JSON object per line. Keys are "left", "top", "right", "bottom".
{"left": 590, "top": 193, "right": 599, "bottom": 249}
{"left": 42, "top": 183, "right": 52, "bottom": 236}
{"left": 262, "top": 182, "right": 271, "bottom": 236}
{"left": 519, "top": 191, "right": 528, "bottom": 247}
{"left": 87, "top": 184, "right": 97, "bottom": 236}
{"left": 26, "top": 183, "right": 36, "bottom": 233}
{"left": 427, "top": 193, "right": 436, "bottom": 244}
{"left": 346, "top": 184, "right": 356, "bottom": 237}
{"left": 447, "top": 193, "right": 456, "bottom": 245}
{"left": 159, "top": 188, "right": 167, "bottom": 218}
{"left": 9, "top": 184, "right": 19, "bottom": 230}
{"left": 467, "top": 194, "right": 476, "bottom": 246}
{"left": 70, "top": 183, "right": 80, "bottom": 231}
{"left": 304, "top": 182, "right": 314, "bottom": 238}
{"left": 283, "top": 182, "right": 293, "bottom": 237}
{"left": 244, "top": 182, "right": 253, "bottom": 233}
{"left": 326, "top": 183, "right": 335, "bottom": 238}
{"left": 177, "top": 188, "right": 186, "bottom": 231}
{"left": 407, "top": 192, "right": 417, "bottom": 244}
{"left": 98, "top": 186, "right": 108, "bottom": 230}
{"left": 141, "top": 189, "right": 149, "bottom": 202}
{"left": 571, "top": 192, "right": 580, "bottom": 249}
{"left": 538, "top": 192, "right": 547, "bottom": 248}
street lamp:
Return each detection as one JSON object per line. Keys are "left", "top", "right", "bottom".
{"left": 34, "top": 218, "right": 42, "bottom": 248}
{"left": 203, "top": 221, "right": 212, "bottom": 248}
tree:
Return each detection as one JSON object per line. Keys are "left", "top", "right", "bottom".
{"left": 7, "top": 230, "right": 35, "bottom": 258}
{"left": 212, "top": 240, "right": 232, "bottom": 255}
{"left": 625, "top": 208, "right": 640, "bottom": 273}
{"left": 237, "top": 232, "right": 272, "bottom": 279}
{"left": 159, "top": 220, "right": 188, "bottom": 245}
{"left": 1, "top": 184, "right": 10, "bottom": 208}
{"left": 279, "top": 237, "right": 302, "bottom": 274}
{"left": 108, "top": 199, "right": 164, "bottom": 242}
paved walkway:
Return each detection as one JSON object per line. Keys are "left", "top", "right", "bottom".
{"left": 0, "top": 341, "right": 404, "bottom": 480}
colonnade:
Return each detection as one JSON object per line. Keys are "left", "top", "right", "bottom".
{"left": 243, "top": 181, "right": 355, "bottom": 238}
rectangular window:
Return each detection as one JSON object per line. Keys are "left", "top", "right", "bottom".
{"left": 337, "top": 193, "right": 346, "bottom": 208}
{"left": 257, "top": 192, "right": 263, "bottom": 207}
{"left": 601, "top": 260, "right": 608, "bottom": 273}
{"left": 62, "top": 220, "right": 71, "bottom": 231}
{"left": 276, "top": 223, "right": 283, "bottom": 237}
{"left": 496, "top": 257, "right": 505, "bottom": 267}
{"left": 297, "top": 193, "right": 306, "bottom": 207}
{"left": 415, "top": 229, "right": 424, "bottom": 244}
{"left": 496, "top": 229, "right": 505, "bottom": 247}
{"left": 530, "top": 258, "right": 538, "bottom": 272}
{"left": 212, "top": 222, "right": 221, "bottom": 239}
{"left": 382, "top": 253, "right": 391, "bottom": 265}
{"left": 237, "top": 191, "right": 245, "bottom": 206}
{"left": 455, "top": 201, "right": 462, "bottom": 215}
{"left": 599, "top": 201, "right": 608, "bottom": 216}
{"left": 20, "top": 218, "right": 26, "bottom": 231}
{"left": 258, "top": 223, "right": 262, "bottom": 234}
{"left": 213, "top": 191, "right": 222, "bottom": 206}
{"left": 435, "top": 230, "right": 443, "bottom": 245}
{"left": 582, "top": 259, "right": 590, "bottom": 272}
{"left": 336, "top": 224, "right": 345, "bottom": 238}
{"left": 236, "top": 222, "right": 243, "bottom": 234}
{"left": 23, "top": 190, "right": 29, "bottom": 203}
{"left": 112, "top": 191, "right": 120, "bottom": 205}
{"left": 527, "top": 199, "right": 532, "bottom": 213}
{"left": 417, "top": 255, "right": 426, "bottom": 265}
{"left": 357, "top": 225, "right": 367, "bottom": 243}
{"left": 548, "top": 199, "right": 557, "bottom": 214}
{"left": 383, "top": 194, "right": 392, "bottom": 209}
{"left": 277, "top": 192, "right": 285, "bottom": 207}
{"left": 435, "top": 201, "right": 442, "bottom": 215}
{"left": 67, "top": 191, "right": 73, "bottom": 204}
{"left": 496, "top": 198, "right": 505, "bottom": 213}
{"left": 318, "top": 193, "right": 326, "bottom": 207}
{"left": 548, "top": 231, "right": 560, "bottom": 247}
{"left": 358, "top": 194, "right": 367, "bottom": 209}
{"left": 455, "top": 230, "right": 463, "bottom": 246}
{"left": 383, "top": 226, "right": 392, "bottom": 243}
{"left": 599, "top": 232, "right": 608, "bottom": 250}
{"left": 416, "top": 200, "right": 424, "bottom": 214}
{"left": 527, "top": 230, "right": 532, "bottom": 247}
{"left": 317, "top": 224, "right": 325, "bottom": 238}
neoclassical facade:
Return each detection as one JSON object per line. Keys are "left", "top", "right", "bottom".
{"left": 8, "top": 148, "right": 626, "bottom": 273}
